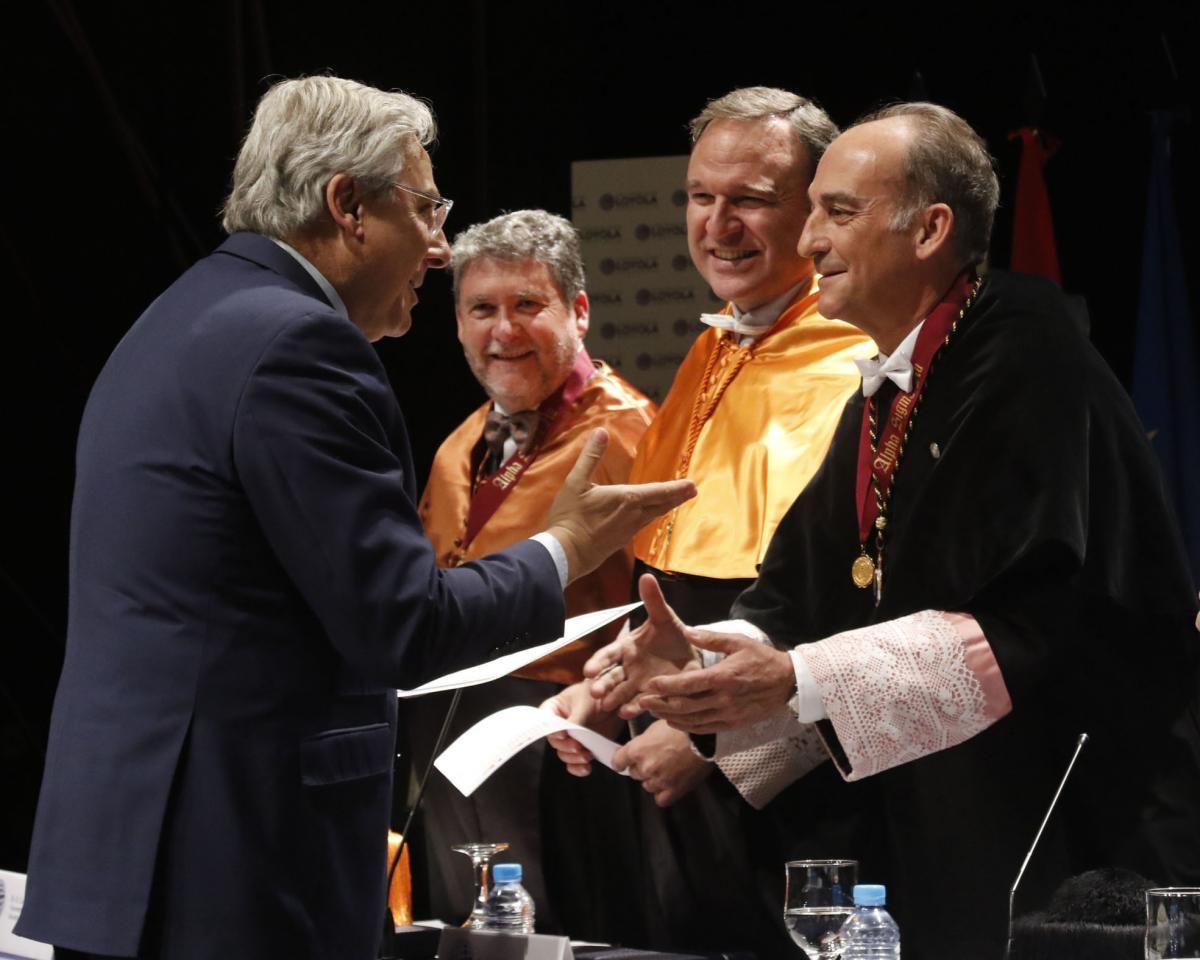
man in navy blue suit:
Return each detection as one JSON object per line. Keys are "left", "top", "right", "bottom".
{"left": 16, "top": 76, "right": 693, "bottom": 960}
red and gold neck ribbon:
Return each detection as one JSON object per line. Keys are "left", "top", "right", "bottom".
{"left": 854, "top": 272, "right": 977, "bottom": 544}
{"left": 462, "top": 347, "right": 596, "bottom": 551}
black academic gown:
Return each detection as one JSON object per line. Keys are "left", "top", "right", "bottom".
{"left": 618, "top": 566, "right": 862, "bottom": 959}
{"left": 541, "top": 570, "right": 758, "bottom": 950}
{"left": 733, "top": 271, "right": 1200, "bottom": 960}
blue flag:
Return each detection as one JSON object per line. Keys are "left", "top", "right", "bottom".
{"left": 1132, "top": 110, "right": 1200, "bottom": 587}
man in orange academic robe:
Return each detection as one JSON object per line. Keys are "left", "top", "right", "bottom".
{"left": 405, "top": 209, "right": 653, "bottom": 930}
{"left": 545, "top": 88, "right": 875, "bottom": 956}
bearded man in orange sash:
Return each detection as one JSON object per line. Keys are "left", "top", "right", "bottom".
{"left": 404, "top": 209, "right": 653, "bottom": 930}
{"left": 545, "top": 88, "right": 875, "bottom": 955}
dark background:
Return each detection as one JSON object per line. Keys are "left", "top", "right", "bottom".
{"left": 1, "top": 1, "right": 1197, "bottom": 871}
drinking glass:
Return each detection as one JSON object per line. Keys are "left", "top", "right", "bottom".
{"left": 784, "top": 859, "right": 858, "bottom": 959}
{"left": 451, "top": 841, "right": 509, "bottom": 929}
{"left": 1146, "top": 887, "right": 1200, "bottom": 959}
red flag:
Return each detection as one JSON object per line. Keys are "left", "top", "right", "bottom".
{"left": 1009, "top": 127, "right": 1062, "bottom": 284}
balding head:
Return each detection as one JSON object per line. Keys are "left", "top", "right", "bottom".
{"left": 799, "top": 108, "right": 992, "bottom": 349}
{"left": 854, "top": 103, "right": 999, "bottom": 270}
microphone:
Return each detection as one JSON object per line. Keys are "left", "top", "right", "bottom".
{"left": 380, "top": 687, "right": 464, "bottom": 959}
{"left": 1003, "top": 732, "right": 1089, "bottom": 960}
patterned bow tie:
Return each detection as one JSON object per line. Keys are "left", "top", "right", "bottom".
{"left": 855, "top": 352, "right": 914, "bottom": 397}
{"left": 482, "top": 408, "right": 542, "bottom": 470}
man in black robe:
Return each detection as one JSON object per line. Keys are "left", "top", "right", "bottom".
{"left": 588, "top": 102, "right": 1200, "bottom": 960}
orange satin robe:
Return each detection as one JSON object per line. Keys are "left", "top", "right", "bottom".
{"left": 630, "top": 277, "right": 875, "bottom": 580}
{"left": 419, "top": 360, "right": 654, "bottom": 683}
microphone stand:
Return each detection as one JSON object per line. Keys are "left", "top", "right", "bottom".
{"left": 380, "top": 687, "right": 464, "bottom": 959}
{"left": 1003, "top": 732, "right": 1088, "bottom": 960}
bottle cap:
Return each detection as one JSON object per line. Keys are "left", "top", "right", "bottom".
{"left": 493, "top": 863, "right": 523, "bottom": 883}
{"left": 853, "top": 883, "right": 887, "bottom": 906}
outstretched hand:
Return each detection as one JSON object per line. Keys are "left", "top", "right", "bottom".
{"left": 638, "top": 629, "right": 797, "bottom": 734}
{"left": 583, "top": 574, "right": 700, "bottom": 718}
{"left": 545, "top": 430, "right": 695, "bottom": 583}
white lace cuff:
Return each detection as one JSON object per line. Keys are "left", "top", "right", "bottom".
{"left": 711, "top": 693, "right": 803, "bottom": 758}
{"left": 700, "top": 619, "right": 820, "bottom": 806}
{"left": 714, "top": 723, "right": 828, "bottom": 809}
{"left": 706, "top": 632, "right": 828, "bottom": 808}
{"left": 799, "top": 609, "right": 1012, "bottom": 781}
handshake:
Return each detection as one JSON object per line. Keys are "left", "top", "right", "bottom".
{"left": 540, "top": 573, "right": 798, "bottom": 807}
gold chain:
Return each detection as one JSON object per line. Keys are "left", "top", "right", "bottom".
{"left": 661, "top": 332, "right": 754, "bottom": 549}
{"left": 864, "top": 278, "right": 982, "bottom": 603}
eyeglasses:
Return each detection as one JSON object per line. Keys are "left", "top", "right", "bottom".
{"left": 390, "top": 182, "right": 454, "bottom": 234}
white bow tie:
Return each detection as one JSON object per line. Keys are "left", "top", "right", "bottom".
{"left": 855, "top": 352, "right": 914, "bottom": 397}
{"left": 699, "top": 312, "right": 770, "bottom": 338}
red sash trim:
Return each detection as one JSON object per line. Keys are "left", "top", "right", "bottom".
{"left": 855, "top": 273, "right": 978, "bottom": 543}
{"left": 462, "top": 348, "right": 596, "bottom": 549}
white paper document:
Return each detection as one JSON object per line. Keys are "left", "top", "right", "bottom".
{"left": 434, "top": 705, "right": 627, "bottom": 796}
{"left": 396, "top": 601, "right": 641, "bottom": 699}
{"left": 0, "top": 868, "right": 54, "bottom": 959}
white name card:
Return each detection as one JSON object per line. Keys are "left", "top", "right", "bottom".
{"left": 437, "top": 927, "right": 574, "bottom": 960}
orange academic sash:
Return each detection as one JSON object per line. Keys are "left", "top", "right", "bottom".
{"left": 630, "top": 276, "right": 875, "bottom": 580}
{"left": 419, "top": 359, "right": 654, "bottom": 682}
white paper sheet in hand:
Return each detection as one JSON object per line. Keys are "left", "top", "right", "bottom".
{"left": 396, "top": 601, "right": 641, "bottom": 698}
{"left": 434, "top": 705, "right": 627, "bottom": 796}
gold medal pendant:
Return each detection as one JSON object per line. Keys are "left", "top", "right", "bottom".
{"left": 851, "top": 552, "right": 875, "bottom": 589}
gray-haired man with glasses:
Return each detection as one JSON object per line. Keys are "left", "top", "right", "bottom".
{"left": 16, "top": 75, "right": 693, "bottom": 960}
{"left": 392, "top": 180, "right": 454, "bottom": 235}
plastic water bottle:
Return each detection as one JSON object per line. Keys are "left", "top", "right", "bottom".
{"left": 839, "top": 884, "right": 900, "bottom": 959}
{"left": 483, "top": 862, "right": 535, "bottom": 933}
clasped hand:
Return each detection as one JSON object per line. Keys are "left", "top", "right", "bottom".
{"left": 583, "top": 574, "right": 701, "bottom": 718}
{"left": 583, "top": 574, "right": 797, "bottom": 733}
